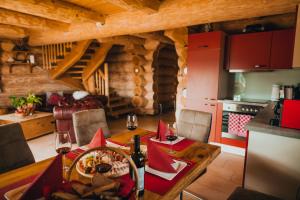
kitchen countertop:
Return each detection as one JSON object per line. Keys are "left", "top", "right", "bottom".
{"left": 246, "top": 102, "right": 300, "bottom": 139}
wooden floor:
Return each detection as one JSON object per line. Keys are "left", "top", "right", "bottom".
{"left": 27, "top": 112, "right": 244, "bottom": 200}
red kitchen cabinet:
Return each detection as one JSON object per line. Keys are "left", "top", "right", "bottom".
{"left": 270, "top": 29, "right": 295, "bottom": 69}
{"left": 228, "top": 31, "right": 272, "bottom": 71}
{"left": 186, "top": 31, "right": 230, "bottom": 142}
{"left": 227, "top": 29, "right": 296, "bottom": 71}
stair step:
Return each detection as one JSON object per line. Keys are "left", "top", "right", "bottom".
{"left": 72, "top": 76, "right": 82, "bottom": 80}
{"left": 76, "top": 61, "right": 88, "bottom": 65}
{"left": 67, "top": 70, "right": 83, "bottom": 74}
{"left": 72, "top": 65, "right": 86, "bottom": 68}
{"left": 110, "top": 101, "right": 129, "bottom": 108}
{"left": 80, "top": 59, "right": 91, "bottom": 62}
{"left": 110, "top": 96, "right": 122, "bottom": 102}
{"left": 81, "top": 55, "right": 92, "bottom": 59}
{"left": 85, "top": 49, "right": 96, "bottom": 54}
{"left": 108, "top": 107, "right": 136, "bottom": 117}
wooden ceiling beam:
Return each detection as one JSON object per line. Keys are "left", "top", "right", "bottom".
{"left": 0, "top": 0, "right": 105, "bottom": 24}
{"left": 29, "top": 0, "right": 300, "bottom": 45}
{"left": 107, "top": 0, "right": 160, "bottom": 13}
{"left": 0, "top": 24, "right": 27, "bottom": 39}
{"left": 98, "top": 35, "right": 145, "bottom": 45}
{"left": 0, "top": 8, "right": 69, "bottom": 31}
{"left": 134, "top": 32, "right": 174, "bottom": 44}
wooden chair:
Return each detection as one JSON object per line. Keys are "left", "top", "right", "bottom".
{"left": 0, "top": 123, "right": 35, "bottom": 174}
{"left": 72, "top": 108, "right": 110, "bottom": 147}
{"left": 177, "top": 109, "right": 212, "bottom": 200}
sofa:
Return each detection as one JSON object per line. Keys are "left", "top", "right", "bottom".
{"left": 53, "top": 95, "right": 107, "bottom": 143}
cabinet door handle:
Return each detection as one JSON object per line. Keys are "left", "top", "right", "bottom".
{"left": 254, "top": 65, "right": 261, "bottom": 68}
{"left": 210, "top": 104, "right": 216, "bottom": 107}
{"left": 204, "top": 103, "right": 208, "bottom": 106}
{"left": 205, "top": 98, "right": 216, "bottom": 101}
{"left": 198, "top": 45, "right": 208, "bottom": 48}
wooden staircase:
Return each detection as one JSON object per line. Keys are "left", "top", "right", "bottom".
{"left": 107, "top": 89, "right": 136, "bottom": 118}
{"left": 42, "top": 40, "right": 136, "bottom": 117}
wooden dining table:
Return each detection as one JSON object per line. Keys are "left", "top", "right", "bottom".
{"left": 0, "top": 128, "right": 221, "bottom": 200}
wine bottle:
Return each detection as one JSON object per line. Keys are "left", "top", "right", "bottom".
{"left": 131, "top": 135, "right": 145, "bottom": 197}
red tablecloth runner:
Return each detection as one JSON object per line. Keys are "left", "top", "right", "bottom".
{"left": 145, "top": 160, "right": 195, "bottom": 195}
{"left": 140, "top": 132, "right": 195, "bottom": 151}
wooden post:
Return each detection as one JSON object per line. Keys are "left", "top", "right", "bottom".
{"left": 104, "top": 63, "right": 109, "bottom": 105}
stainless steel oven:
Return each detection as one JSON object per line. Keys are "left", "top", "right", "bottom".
{"left": 222, "top": 101, "right": 266, "bottom": 140}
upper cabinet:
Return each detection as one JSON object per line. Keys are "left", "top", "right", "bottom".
{"left": 293, "top": 5, "right": 300, "bottom": 68}
{"left": 227, "top": 29, "right": 295, "bottom": 71}
{"left": 270, "top": 29, "right": 295, "bottom": 69}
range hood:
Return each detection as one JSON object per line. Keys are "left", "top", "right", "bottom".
{"left": 293, "top": 5, "right": 300, "bottom": 68}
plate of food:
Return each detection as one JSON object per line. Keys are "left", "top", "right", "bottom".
{"left": 76, "top": 150, "right": 129, "bottom": 178}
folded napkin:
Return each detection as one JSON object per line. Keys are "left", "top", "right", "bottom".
{"left": 20, "top": 154, "right": 63, "bottom": 200}
{"left": 88, "top": 128, "right": 107, "bottom": 148}
{"left": 147, "top": 140, "right": 177, "bottom": 173}
{"left": 156, "top": 120, "right": 174, "bottom": 141}
{"left": 118, "top": 174, "right": 135, "bottom": 198}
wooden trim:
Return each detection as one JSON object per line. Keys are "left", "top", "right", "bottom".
{"left": 50, "top": 40, "right": 92, "bottom": 79}
{"left": 0, "top": 0, "right": 105, "bottom": 24}
{"left": 57, "top": 75, "right": 84, "bottom": 90}
{"left": 98, "top": 35, "right": 145, "bottom": 46}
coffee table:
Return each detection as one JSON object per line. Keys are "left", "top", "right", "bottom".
{"left": 0, "top": 112, "right": 55, "bottom": 140}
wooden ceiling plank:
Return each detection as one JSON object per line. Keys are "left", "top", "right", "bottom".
{"left": 0, "top": 0, "right": 105, "bottom": 24}
{"left": 107, "top": 0, "right": 160, "bottom": 12}
{"left": 0, "top": 8, "right": 69, "bottom": 31}
{"left": 0, "top": 24, "right": 27, "bottom": 39}
{"left": 29, "top": 0, "right": 300, "bottom": 45}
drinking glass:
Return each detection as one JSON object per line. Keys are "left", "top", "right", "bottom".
{"left": 127, "top": 113, "right": 138, "bottom": 131}
{"left": 166, "top": 122, "right": 178, "bottom": 154}
{"left": 55, "top": 131, "right": 72, "bottom": 180}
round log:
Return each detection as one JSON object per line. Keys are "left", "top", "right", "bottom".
{"left": 144, "top": 40, "right": 160, "bottom": 50}
{"left": 133, "top": 75, "right": 146, "bottom": 86}
{"left": 132, "top": 96, "right": 147, "bottom": 107}
{"left": 134, "top": 87, "right": 146, "bottom": 96}
{"left": 133, "top": 65, "right": 145, "bottom": 75}
{"left": 1, "top": 41, "right": 15, "bottom": 51}
{"left": 1, "top": 51, "right": 14, "bottom": 62}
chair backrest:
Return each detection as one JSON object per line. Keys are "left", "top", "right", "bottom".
{"left": 0, "top": 123, "right": 35, "bottom": 173}
{"left": 72, "top": 108, "right": 110, "bottom": 146}
{"left": 177, "top": 109, "right": 212, "bottom": 143}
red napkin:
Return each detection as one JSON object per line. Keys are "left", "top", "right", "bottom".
{"left": 20, "top": 154, "right": 63, "bottom": 200}
{"left": 88, "top": 128, "right": 107, "bottom": 148}
{"left": 118, "top": 174, "right": 135, "bottom": 198}
{"left": 156, "top": 120, "right": 168, "bottom": 141}
{"left": 147, "top": 140, "right": 176, "bottom": 173}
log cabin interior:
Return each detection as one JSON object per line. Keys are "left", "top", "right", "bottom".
{"left": 0, "top": 1, "right": 300, "bottom": 200}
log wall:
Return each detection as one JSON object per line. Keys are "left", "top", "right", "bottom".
{"left": 0, "top": 40, "right": 75, "bottom": 107}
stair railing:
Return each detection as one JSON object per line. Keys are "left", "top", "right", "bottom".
{"left": 94, "top": 63, "right": 109, "bottom": 97}
{"left": 42, "top": 42, "right": 73, "bottom": 70}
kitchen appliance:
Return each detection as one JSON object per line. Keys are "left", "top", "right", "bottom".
{"left": 284, "top": 85, "right": 294, "bottom": 100}
{"left": 271, "top": 84, "right": 280, "bottom": 101}
{"left": 281, "top": 100, "right": 300, "bottom": 130}
{"left": 222, "top": 100, "right": 267, "bottom": 142}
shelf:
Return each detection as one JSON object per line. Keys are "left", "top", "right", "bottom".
{"left": 4, "top": 62, "right": 33, "bottom": 73}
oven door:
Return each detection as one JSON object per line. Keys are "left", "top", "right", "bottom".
{"left": 221, "top": 111, "right": 255, "bottom": 140}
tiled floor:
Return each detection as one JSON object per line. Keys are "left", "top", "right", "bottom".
{"left": 27, "top": 112, "right": 244, "bottom": 200}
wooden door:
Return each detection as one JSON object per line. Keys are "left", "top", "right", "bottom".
{"left": 228, "top": 31, "right": 272, "bottom": 70}
{"left": 270, "top": 29, "right": 295, "bottom": 69}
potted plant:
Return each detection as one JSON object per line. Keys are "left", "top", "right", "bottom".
{"left": 9, "top": 93, "right": 42, "bottom": 117}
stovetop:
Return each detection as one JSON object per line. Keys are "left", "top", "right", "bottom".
{"left": 221, "top": 98, "right": 269, "bottom": 107}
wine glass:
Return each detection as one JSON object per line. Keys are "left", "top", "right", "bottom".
{"left": 55, "top": 131, "right": 72, "bottom": 180}
{"left": 127, "top": 113, "right": 138, "bottom": 131}
{"left": 166, "top": 122, "right": 178, "bottom": 154}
